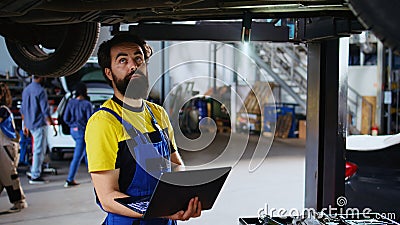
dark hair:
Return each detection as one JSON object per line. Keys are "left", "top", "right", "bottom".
{"left": 0, "top": 82, "right": 12, "bottom": 107}
{"left": 97, "top": 33, "right": 153, "bottom": 86}
{"left": 74, "top": 82, "right": 88, "bottom": 98}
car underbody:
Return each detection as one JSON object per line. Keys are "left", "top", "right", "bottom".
{"left": 0, "top": 0, "right": 398, "bottom": 77}
{"left": 0, "top": 1, "right": 350, "bottom": 25}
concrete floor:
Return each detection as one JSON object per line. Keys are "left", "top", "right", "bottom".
{"left": 0, "top": 134, "right": 306, "bottom": 225}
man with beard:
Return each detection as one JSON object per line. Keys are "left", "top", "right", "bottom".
{"left": 21, "top": 76, "right": 57, "bottom": 184}
{"left": 85, "top": 34, "right": 201, "bottom": 225}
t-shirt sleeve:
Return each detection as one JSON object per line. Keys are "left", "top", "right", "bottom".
{"left": 85, "top": 112, "right": 120, "bottom": 172}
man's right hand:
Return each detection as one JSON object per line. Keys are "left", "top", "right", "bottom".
{"left": 23, "top": 127, "right": 29, "bottom": 136}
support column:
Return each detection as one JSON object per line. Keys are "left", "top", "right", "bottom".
{"left": 161, "top": 41, "right": 166, "bottom": 104}
{"left": 376, "top": 41, "right": 384, "bottom": 131}
{"left": 305, "top": 39, "right": 346, "bottom": 210}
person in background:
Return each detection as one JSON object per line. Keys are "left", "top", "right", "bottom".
{"left": 63, "top": 82, "right": 93, "bottom": 187}
{"left": 21, "top": 76, "right": 57, "bottom": 184}
{"left": 0, "top": 82, "right": 28, "bottom": 212}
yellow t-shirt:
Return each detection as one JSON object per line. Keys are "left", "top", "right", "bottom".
{"left": 85, "top": 97, "right": 177, "bottom": 178}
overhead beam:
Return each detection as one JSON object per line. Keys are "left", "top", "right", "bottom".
{"left": 127, "top": 22, "right": 290, "bottom": 42}
{"left": 300, "top": 17, "right": 364, "bottom": 41}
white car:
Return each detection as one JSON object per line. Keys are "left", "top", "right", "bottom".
{"left": 47, "top": 67, "right": 113, "bottom": 160}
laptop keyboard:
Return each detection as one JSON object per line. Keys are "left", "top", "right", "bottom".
{"left": 127, "top": 200, "right": 150, "bottom": 214}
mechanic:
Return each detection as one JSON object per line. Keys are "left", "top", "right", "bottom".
{"left": 85, "top": 33, "right": 201, "bottom": 225}
{"left": 21, "top": 76, "right": 57, "bottom": 184}
{"left": 0, "top": 82, "right": 28, "bottom": 212}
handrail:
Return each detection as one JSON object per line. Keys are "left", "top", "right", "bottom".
{"left": 263, "top": 43, "right": 308, "bottom": 95}
{"left": 251, "top": 44, "right": 307, "bottom": 110}
{"left": 348, "top": 86, "right": 373, "bottom": 134}
{"left": 281, "top": 45, "right": 307, "bottom": 72}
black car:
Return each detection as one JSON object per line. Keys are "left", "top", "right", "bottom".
{"left": 345, "top": 144, "right": 400, "bottom": 221}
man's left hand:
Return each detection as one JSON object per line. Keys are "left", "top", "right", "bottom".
{"left": 53, "top": 125, "right": 58, "bottom": 136}
{"left": 165, "top": 197, "right": 202, "bottom": 221}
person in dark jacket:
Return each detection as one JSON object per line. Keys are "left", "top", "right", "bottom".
{"left": 63, "top": 82, "right": 93, "bottom": 187}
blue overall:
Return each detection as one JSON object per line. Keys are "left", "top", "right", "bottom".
{"left": 98, "top": 104, "right": 177, "bottom": 225}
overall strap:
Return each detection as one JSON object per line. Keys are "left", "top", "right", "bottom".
{"left": 0, "top": 105, "right": 14, "bottom": 120}
{"left": 96, "top": 107, "right": 131, "bottom": 129}
{"left": 0, "top": 105, "right": 17, "bottom": 139}
{"left": 144, "top": 103, "right": 161, "bottom": 131}
{"left": 144, "top": 103, "right": 173, "bottom": 156}
{"left": 96, "top": 107, "right": 148, "bottom": 145}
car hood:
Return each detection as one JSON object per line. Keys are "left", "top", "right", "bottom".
{"left": 59, "top": 63, "right": 108, "bottom": 93}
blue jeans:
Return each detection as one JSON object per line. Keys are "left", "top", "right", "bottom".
{"left": 30, "top": 126, "right": 48, "bottom": 179}
{"left": 67, "top": 127, "right": 87, "bottom": 182}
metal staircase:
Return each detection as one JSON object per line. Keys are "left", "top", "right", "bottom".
{"left": 251, "top": 42, "right": 364, "bottom": 133}
{"left": 348, "top": 86, "right": 369, "bottom": 134}
{"left": 253, "top": 43, "right": 366, "bottom": 134}
{"left": 250, "top": 42, "right": 308, "bottom": 112}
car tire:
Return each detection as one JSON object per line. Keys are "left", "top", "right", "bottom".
{"left": 5, "top": 22, "right": 100, "bottom": 77}
{"left": 348, "top": 0, "right": 400, "bottom": 54}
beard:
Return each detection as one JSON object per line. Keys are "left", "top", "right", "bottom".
{"left": 112, "top": 70, "right": 149, "bottom": 99}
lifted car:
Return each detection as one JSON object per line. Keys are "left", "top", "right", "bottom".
{"left": 0, "top": 1, "right": 399, "bottom": 77}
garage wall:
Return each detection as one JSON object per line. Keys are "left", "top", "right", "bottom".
{"left": 348, "top": 66, "right": 378, "bottom": 96}
{"left": 165, "top": 41, "right": 225, "bottom": 106}
{"left": 167, "top": 42, "right": 263, "bottom": 95}
{"left": 348, "top": 65, "right": 379, "bottom": 131}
